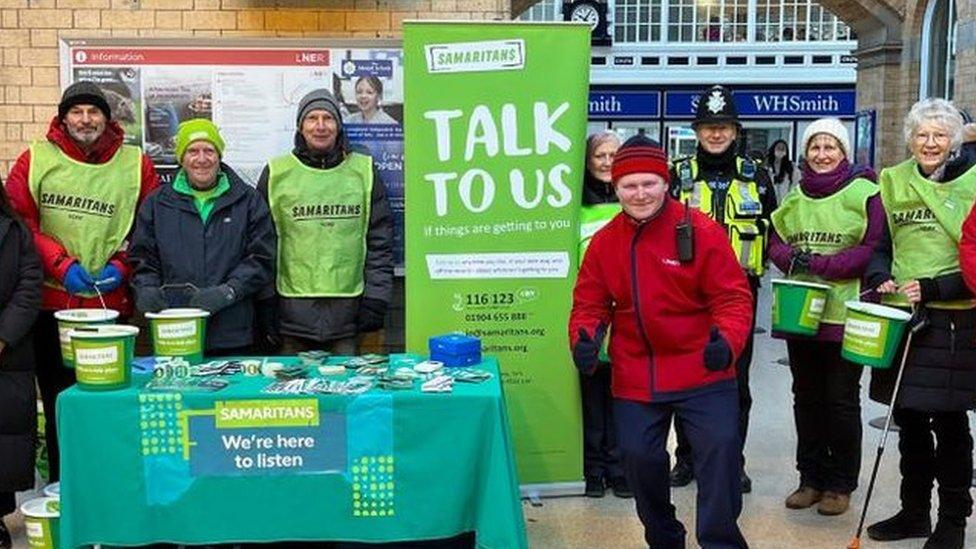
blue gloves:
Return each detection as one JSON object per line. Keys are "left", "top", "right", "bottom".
{"left": 703, "top": 327, "right": 733, "bottom": 371}
{"left": 94, "top": 264, "right": 124, "bottom": 292}
{"left": 572, "top": 322, "right": 608, "bottom": 376}
{"left": 63, "top": 263, "right": 95, "bottom": 295}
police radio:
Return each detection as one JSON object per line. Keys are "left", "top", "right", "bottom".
{"left": 677, "top": 199, "right": 694, "bottom": 263}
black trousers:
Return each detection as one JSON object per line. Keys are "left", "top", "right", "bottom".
{"left": 206, "top": 345, "right": 255, "bottom": 358}
{"left": 615, "top": 391, "right": 747, "bottom": 548}
{"left": 0, "top": 491, "right": 14, "bottom": 516}
{"left": 675, "top": 276, "right": 758, "bottom": 468}
{"left": 33, "top": 311, "right": 75, "bottom": 483}
{"left": 580, "top": 363, "right": 622, "bottom": 480}
{"left": 787, "top": 339, "right": 863, "bottom": 493}
{"left": 894, "top": 407, "right": 973, "bottom": 522}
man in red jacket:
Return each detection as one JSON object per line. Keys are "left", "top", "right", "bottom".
{"left": 569, "top": 135, "right": 753, "bottom": 548}
{"left": 4, "top": 81, "right": 159, "bottom": 482}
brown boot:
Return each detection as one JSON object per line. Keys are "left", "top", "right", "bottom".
{"left": 817, "top": 491, "right": 851, "bottom": 516}
{"left": 785, "top": 486, "right": 823, "bottom": 509}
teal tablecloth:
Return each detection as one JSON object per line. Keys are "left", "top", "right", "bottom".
{"left": 57, "top": 357, "right": 526, "bottom": 548}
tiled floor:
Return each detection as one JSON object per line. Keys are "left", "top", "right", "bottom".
{"left": 5, "top": 278, "right": 975, "bottom": 548}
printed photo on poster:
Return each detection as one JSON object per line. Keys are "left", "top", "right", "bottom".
{"left": 72, "top": 67, "right": 142, "bottom": 147}
{"left": 142, "top": 68, "right": 213, "bottom": 165}
{"left": 334, "top": 51, "right": 403, "bottom": 127}
{"left": 334, "top": 49, "right": 405, "bottom": 267}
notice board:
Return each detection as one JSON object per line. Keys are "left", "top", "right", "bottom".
{"left": 60, "top": 38, "right": 406, "bottom": 267}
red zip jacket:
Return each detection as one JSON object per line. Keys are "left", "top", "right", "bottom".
{"left": 569, "top": 198, "right": 754, "bottom": 402}
{"left": 960, "top": 204, "right": 976, "bottom": 294}
{"left": 4, "top": 117, "right": 159, "bottom": 314}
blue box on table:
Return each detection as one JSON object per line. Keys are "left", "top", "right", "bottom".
{"left": 429, "top": 333, "right": 482, "bottom": 367}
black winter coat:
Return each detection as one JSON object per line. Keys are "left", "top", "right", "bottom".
{"left": 0, "top": 214, "right": 42, "bottom": 492}
{"left": 130, "top": 165, "right": 276, "bottom": 351}
{"left": 256, "top": 141, "right": 394, "bottom": 342}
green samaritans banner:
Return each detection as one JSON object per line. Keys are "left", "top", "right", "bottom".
{"left": 404, "top": 21, "right": 591, "bottom": 485}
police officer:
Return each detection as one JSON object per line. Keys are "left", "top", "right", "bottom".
{"left": 668, "top": 85, "right": 776, "bottom": 493}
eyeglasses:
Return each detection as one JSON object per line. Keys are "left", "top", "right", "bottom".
{"left": 914, "top": 132, "right": 950, "bottom": 144}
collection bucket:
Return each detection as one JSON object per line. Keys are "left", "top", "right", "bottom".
{"left": 53, "top": 308, "right": 119, "bottom": 368}
{"left": 21, "top": 496, "right": 60, "bottom": 549}
{"left": 145, "top": 308, "right": 210, "bottom": 364}
{"left": 42, "top": 482, "right": 60, "bottom": 499}
{"left": 771, "top": 279, "right": 832, "bottom": 336}
{"left": 69, "top": 325, "right": 139, "bottom": 391}
{"left": 841, "top": 302, "right": 912, "bottom": 369}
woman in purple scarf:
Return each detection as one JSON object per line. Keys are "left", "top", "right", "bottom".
{"left": 768, "top": 118, "right": 882, "bottom": 516}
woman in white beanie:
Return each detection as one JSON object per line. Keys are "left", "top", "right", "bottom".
{"left": 863, "top": 98, "right": 976, "bottom": 549}
{"left": 768, "top": 117, "right": 881, "bottom": 516}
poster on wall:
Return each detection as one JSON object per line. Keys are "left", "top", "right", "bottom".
{"left": 61, "top": 40, "right": 406, "bottom": 267}
{"left": 404, "top": 22, "right": 591, "bottom": 486}
{"left": 854, "top": 109, "right": 876, "bottom": 169}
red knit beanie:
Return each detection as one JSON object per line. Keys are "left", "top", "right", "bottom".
{"left": 611, "top": 135, "right": 670, "bottom": 184}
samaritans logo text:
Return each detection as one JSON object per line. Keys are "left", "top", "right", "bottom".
{"left": 76, "top": 346, "right": 119, "bottom": 365}
{"left": 41, "top": 191, "right": 116, "bottom": 217}
{"left": 158, "top": 321, "right": 196, "bottom": 339}
{"left": 425, "top": 39, "right": 525, "bottom": 74}
{"left": 292, "top": 203, "right": 362, "bottom": 220}
{"left": 892, "top": 208, "right": 936, "bottom": 226}
{"left": 216, "top": 399, "right": 320, "bottom": 428}
{"left": 786, "top": 231, "right": 845, "bottom": 245}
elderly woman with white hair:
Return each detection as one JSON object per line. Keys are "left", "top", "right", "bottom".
{"left": 577, "top": 130, "right": 631, "bottom": 499}
{"left": 864, "top": 98, "right": 976, "bottom": 549}
{"left": 767, "top": 118, "right": 880, "bottom": 517}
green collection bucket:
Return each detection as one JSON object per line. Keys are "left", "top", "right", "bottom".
{"left": 21, "top": 496, "right": 60, "bottom": 549}
{"left": 53, "top": 308, "right": 119, "bottom": 368}
{"left": 145, "top": 308, "right": 210, "bottom": 364}
{"left": 841, "top": 302, "right": 912, "bottom": 369}
{"left": 771, "top": 279, "right": 832, "bottom": 336}
{"left": 69, "top": 325, "right": 139, "bottom": 391}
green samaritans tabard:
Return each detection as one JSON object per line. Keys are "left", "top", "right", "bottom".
{"left": 404, "top": 22, "right": 591, "bottom": 484}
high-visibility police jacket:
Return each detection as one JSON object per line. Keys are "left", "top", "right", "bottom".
{"left": 674, "top": 156, "right": 768, "bottom": 276}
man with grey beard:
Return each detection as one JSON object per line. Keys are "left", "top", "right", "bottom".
{"left": 4, "top": 80, "right": 158, "bottom": 483}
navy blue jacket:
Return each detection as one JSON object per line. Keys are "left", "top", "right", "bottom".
{"left": 130, "top": 164, "right": 276, "bottom": 351}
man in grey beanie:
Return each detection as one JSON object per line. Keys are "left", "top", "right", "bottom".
{"left": 256, "top": 89, "right": 393, "bottom": 355}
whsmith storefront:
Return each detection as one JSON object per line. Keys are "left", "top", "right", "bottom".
{"left": 587, "top": 85, "right": 857, "bottom": 162}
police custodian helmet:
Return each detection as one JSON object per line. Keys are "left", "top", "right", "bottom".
{"left": 692, "top": 85, "right": 739, "bottom": 128}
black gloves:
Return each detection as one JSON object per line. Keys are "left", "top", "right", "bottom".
{"left": 357, "top": 297, "right": 387, "bottom": 333}
{"left": 135, "top": 287, "right": 168, "bottom": 314}
{"left": 790, "top": 248, "right": 812, "bottom": 274}
{"left": 189, "top": 284, "right": 236, "bottom": 313}
{"left": 573, "top": 322, "right": 608, "bottom": 376}
{"left": 917, "top": 278, "right": 939, "bottom": 304}
{"left": 703, "top": 327, "right": 733, "bottom": 372}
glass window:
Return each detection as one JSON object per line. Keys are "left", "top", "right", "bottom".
{"left": 518, "top": 0, "right": 562, "bottom": 21}
{"left": 756, "top": 0, "right": 853, "bottom": 42}
{"left": 614, "top": 0, "right": 663, "bottom": 43}
{"left": 665, "top": 0, "right": 747, "bottom": 42}
{"left": 920, "top": 0, "right": 956, "bottom": 99}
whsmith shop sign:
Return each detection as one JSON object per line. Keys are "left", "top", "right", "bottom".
{"left": 664, "top": 88, "right": 856, "bottom": 119}
{"left": 586, "top": 87, "right": 855, "bottom": 121}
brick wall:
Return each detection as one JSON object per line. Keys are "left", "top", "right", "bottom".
{"left": 0, "top": 0, "right": 509, "bottom": 174}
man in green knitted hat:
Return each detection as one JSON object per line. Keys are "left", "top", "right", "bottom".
{"left": 130, "top": 118, "right": 276, "bottom": 356}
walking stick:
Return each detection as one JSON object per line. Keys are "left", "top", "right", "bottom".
{"left": 847, "top": 306, "right": 926, "bottom": 549}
